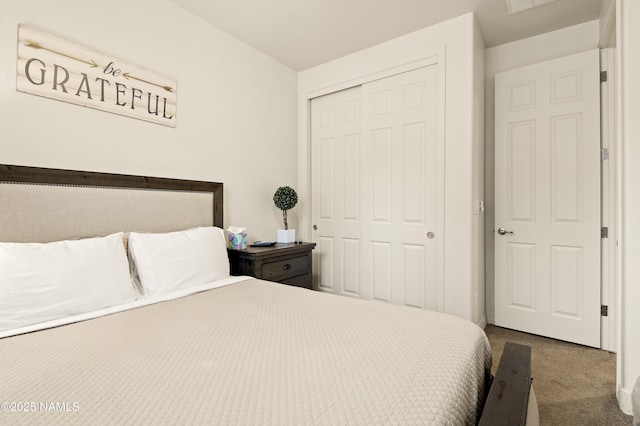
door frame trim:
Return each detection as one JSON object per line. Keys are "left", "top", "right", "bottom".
{"left": 600, "top": 47, "right": 617, "bottom": 352}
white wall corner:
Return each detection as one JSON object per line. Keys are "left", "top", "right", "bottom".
{"left": 617, "top": 384, "right": 633, "bottom": 415}
{"left": 477, "top": 314, "right": 488, "bottom": 330}
{"left": 600, "top": 0, "right": 617, "bottom": 48}
{"left": 474, "top": 15, "right": 486, "bottom": 325}
{"left": 617, "top": 0, "right": 640, "bottom": 414}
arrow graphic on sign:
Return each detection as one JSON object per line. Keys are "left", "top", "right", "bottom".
{"left": 123, "top": 72, "right": 174, "bottom": 93}
{"left": 25, "top": 40, "right": 98, "bottom": 68}
{"left": 25, "top": 39, "right": 174, "bottom": 93}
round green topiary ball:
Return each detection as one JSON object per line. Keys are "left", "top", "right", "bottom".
{"left": 273, "top": 186, "right": 298, "bottom": 211}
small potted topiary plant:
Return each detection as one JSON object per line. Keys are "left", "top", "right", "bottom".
{"left": 273, "top": 186, "right": 298, "bottom": 243}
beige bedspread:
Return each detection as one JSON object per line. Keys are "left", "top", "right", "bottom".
{"left": 0, "top": 278, "right": 491, "bottom": 425}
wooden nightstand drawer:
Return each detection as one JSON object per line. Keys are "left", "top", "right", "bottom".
{"left": 262, "top": 255, "right": 308, "bottom": 281}
{"left": 228, "top": 242, "right": 316, "bottom": 289}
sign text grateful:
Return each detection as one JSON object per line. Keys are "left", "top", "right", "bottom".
{"left": 17, "top": 24, "right": 177, "bottom": 127}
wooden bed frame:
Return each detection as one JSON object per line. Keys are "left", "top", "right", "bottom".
{"left": 0, "top": 164, "right": 534, "bottom": 424}
{"left": 480, "top": 342, "right": 534, "bottom": 425}
{"left": 0, "top": 164, "right": 223, "bottom": 228}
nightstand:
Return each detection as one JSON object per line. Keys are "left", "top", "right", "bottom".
{"left": 228, "top": 242, "right": 316, "bottom": 289}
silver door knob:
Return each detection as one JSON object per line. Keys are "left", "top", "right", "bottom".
{"left": 497, "top": 227, "right": 514, "bottom": 235}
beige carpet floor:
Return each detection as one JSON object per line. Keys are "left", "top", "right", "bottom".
{"left": 484, "top": 325, "right": 632, "bottom": 425}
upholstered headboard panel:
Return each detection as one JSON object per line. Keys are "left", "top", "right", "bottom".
{"left": 0, "top": 165, "right": 223, "bottom": 243}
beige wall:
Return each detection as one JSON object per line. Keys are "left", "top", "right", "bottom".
{"left": 0, "top": 0, "right": 298, "bottom": 241}
{"left": 472, "top": 17, "right": 486, "bottom": 326}
{"left": 617, "top": 0, "right": 640, "bottom": 414}
{"left": 483, "top": 21, "right": 600, "bottom": 323}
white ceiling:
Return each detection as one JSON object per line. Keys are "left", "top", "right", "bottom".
{"left": 169, "top": 0, "right": 603, "bottom": 71}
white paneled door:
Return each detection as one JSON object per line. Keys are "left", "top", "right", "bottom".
{"left": 494, "top": 50, "right": 601, "bottom": 347}
{"left": 311, "top": 65, "right": 444, "bottom": 311}
{"left": 311, "top": 86, "right": 363, "bottom": 298}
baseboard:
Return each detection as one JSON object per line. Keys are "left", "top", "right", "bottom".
{"left": 486, "top": 312, "right": 495, "bottom": 325}
{"left": 617, "top": 384, "right": 633, "bottom": 415}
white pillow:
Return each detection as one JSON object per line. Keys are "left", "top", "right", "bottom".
{"left": 0, "top": 232, "right": 136, "bottom": 332}
{"left": 128, "top": 226, "right": 230, "bottom": 296}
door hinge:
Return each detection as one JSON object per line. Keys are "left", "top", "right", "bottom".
{"left": 601, "top": 305, "right": 609, "bottom": 317}
{"left": 601, "top": 227, "right": 609, "bottom": 238}
{"left": 600, "top": 70, "right": 608, "bottom": 83}
{"left": 601, "top": 148, "right": 609, "bottom": 160}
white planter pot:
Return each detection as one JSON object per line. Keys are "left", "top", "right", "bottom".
{"left": 277, "top": 229, "right": 296, "bottom": 243}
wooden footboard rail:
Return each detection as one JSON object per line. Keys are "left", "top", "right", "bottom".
{"left": 479, "top": 342, "right": 533, "bottom": 426}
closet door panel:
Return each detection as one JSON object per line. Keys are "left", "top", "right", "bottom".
{"left": 311, "top": 87, "right": 363, "bottom": 297}
{"left": 361, "top": 65, "right": 442, "bottom": 311}
{"left": 310, "top": 64, "right": 444, "bottom": 312}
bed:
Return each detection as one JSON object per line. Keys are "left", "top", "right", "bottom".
{"left": 0, "top": 164, "right": 535, "bottom": 425}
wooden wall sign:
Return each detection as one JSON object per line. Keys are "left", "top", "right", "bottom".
{"left": 17, "top": 24, "right": 177, "bottom": 127}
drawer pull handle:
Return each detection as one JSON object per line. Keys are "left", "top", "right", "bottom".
{"left": 283, "top": 264, "right": 292, "bottom": 271}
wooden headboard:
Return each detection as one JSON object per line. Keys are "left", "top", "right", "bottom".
{"left": 0, "top": 164, "right": 223, "bottom": 243}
